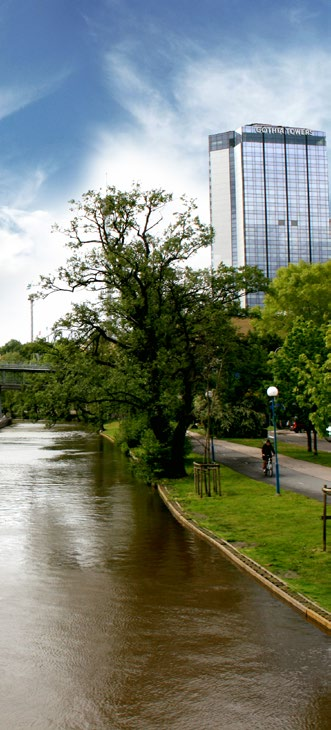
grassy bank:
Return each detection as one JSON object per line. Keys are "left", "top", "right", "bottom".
{"left": 103, "top": 422, "right": 330, "bottom": 612}
{"left": 103, "top": 422, "right": 120, "bottom": 440}
{"left": 162, "top": 453, "right": 331, "bottom": 613}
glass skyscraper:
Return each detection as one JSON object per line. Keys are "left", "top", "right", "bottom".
{"left": 209, "top": 123, "right": 330, "bottom": 305}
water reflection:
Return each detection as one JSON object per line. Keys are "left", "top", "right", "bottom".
{"left": 0, "top": 422, "right": 330, "bottom": 729}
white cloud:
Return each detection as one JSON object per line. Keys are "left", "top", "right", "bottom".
{"left": 83, "top": 49, "right": 211, "bottom": 222}
{"left": 0, "top": 167, "right": 49, "bottom": 210}
{"left": 2, "top": 40, "right": 331, "bottom": 344}
{"left": 80, "top": 43, "right": 331, "bottom": 274}
{"left": 0, "top": 206, "right": 72, "bottom": 344}
{"left": 83, "top": 45, "right": 331, "bottom": 221}
{"left": 285, "top": 1, "right": 319, "bottom": 27}
{"left": 0, "top": 68, "right": 71, "bottom": 121}
{"left": 174, "top": 48, "right": 331, "bottom": 134}
{"left": 0, "top": 85, "right": 40, "bottom": 120}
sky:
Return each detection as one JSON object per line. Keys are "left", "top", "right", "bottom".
{"left": 0, "top": 0, "right": 331, "bottom": 345}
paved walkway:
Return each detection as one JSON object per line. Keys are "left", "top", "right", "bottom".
{"left": 218, "top": 438, "right": 331, "bottom": 481}
{"left": 189, "top": 432, "right": 331, "bottom": 501}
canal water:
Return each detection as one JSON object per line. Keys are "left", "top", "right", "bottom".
{"left": 0, "top": 422, "right": 330, "bottom": 730}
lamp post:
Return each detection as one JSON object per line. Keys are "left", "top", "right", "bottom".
{"left": 267, "top": 386, "right": 280, "bottom": 495}
{"left": 28, "top": 294, "right": 36, "bottom": 343}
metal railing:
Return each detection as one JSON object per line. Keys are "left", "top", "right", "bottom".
{"left": 0, "top": 363, "right": 53, "bottom": 372}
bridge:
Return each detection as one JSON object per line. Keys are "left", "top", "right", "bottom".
{"left": 0, "top": 363, "right": 53, "bottom": 373}
{"left": 0, "top": 362, "right": 54, "bottom": 417}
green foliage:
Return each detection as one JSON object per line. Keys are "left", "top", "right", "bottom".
{"left": 133, "top": 429, "right": 172, "bottom": 482}
{"left": 251, "top": 261, "right": 331, "bottom": 443}
{"left": 254, "top": 259, "right": 331, "bottom": 339}
{"left": 0, "top": 338, "right": 117, "bottom": 427}
{"left": 33, "top": 184, "right": 266, "bottom": 478}
{"left": 0, "top": 339, "right": 23, "bottom": 355}
{"left": 194, "top": 392, "right": 265, "bottom": 438}
{"left": 116, "top": 414, "right": 150, "bottom": 450}
{"left": 193, "top": 329, "right": 272, "bottom": 437}
{"left": 294, "top": 322, "right": 331, "bottom": 435}
{"left": 270, "top": 318, "right": 329, "bottom": 438}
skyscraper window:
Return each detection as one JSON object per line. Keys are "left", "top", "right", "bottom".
{"left": 209, "top": 124, "right": 331, "bottom": 305}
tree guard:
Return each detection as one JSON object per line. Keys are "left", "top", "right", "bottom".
{"left": 194, "top": 462, "right": 221, "bottom": 497}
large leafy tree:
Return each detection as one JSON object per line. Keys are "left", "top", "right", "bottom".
{"left": 253, "top": 260, "right": 331, "bottom": 451}
{"left": 193, "top": 329, "right": 274, "bottom": 438}
{"left": 254, "top": 259, "right": 331, "bottom": 338}
{"left": 293, "top": 322, "right": 330, "bottom": 439}
{"left": 36, "top": 185, "right": 266, "bottom": 478}
{"left": 0, "top": 337, "right": 115, "bottom": 425}
{"left": 0, "top": 340, "right": 48, "bottom": 417}
{"left": 269, "top": 318, "right": 329, "bottom": 451}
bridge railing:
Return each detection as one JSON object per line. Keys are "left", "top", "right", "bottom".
{"left": 0, "top": 363, "right": 53, "bottom": 372}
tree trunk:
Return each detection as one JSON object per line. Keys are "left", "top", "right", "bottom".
{"left": 168, "top": 418, "right": 189, "bottom": 478}
{"left": 313, "top": 428, "right": 318, "bottom": 456}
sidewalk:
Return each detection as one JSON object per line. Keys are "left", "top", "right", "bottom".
{"left": 188, "top": 431, "right": 331, "bottom": 490}
{"left": 216, "top": 438, "right": 331, "bottom": 484}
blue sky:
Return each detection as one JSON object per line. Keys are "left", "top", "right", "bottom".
{"left": 0, "top": 0, "right": 330, "bottom": 344}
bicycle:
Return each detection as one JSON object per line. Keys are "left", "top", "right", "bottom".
{"left": 263, "top": 457, "right": 273, "bottom": 477}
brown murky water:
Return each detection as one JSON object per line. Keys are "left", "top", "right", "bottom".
{"left": 0, "top": 422, "right": 330, "bottom": 730}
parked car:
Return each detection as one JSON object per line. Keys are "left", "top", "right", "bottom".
{"left": 290, "top": 420, "right": 306, "bottom": 433}
{"left": 326, "top": 425, "right": 331, "bottom": 442}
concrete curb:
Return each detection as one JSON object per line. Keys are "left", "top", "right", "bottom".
{"left": 158, "top": 483, "right": 331, "bottom": 635}
{"left": 101, "top": 432, "right": 116, "bottom": 443}
{"left": 100, "top": 431, "right": 331, "bottom": 634}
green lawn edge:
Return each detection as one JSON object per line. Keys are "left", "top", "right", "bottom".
{"left": 103, "top": 422, "right": 120, "bottom": 440}
{"left": 161, "top": 453, "right": 331, "bottom": 613}
{"left": 103, "top": 423, "right": 331, "bottom": 612}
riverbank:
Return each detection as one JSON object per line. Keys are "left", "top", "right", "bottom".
{"left": 157, "top": 483, "right": 331, "bottom": 634}
{"left": 157, "top": 456, "right": 331, "bottom": 634}
{"left": 101, "top": 427, "right": 331, "bottom": 633}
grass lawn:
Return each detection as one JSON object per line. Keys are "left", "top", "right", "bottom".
{"left": 162, "top": 453, "right": 331, "bottom": 613}
{"left": 103, "top": 422, "right": 120, "bottom": 440}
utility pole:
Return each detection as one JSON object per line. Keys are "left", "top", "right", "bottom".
{"left": 28, "top": 294, "right": 36, "bottom": 342}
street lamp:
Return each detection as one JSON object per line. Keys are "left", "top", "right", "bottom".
{"left": 28, "top": 294, "right": 37, "bottom": 343}
{"left": 267, "top": 386, "right": 280, "bottom": 495}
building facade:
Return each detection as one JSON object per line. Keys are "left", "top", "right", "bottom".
{"left": 209, "top": 123, "right": 330, "bottom": 305}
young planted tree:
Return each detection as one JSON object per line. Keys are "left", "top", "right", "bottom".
{"left": 37, "top": 185, "right": 266, "bottom": 478}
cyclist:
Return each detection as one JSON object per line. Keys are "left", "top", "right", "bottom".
{"left": 262, "top": 438, "right": 275, "bottom": 474}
